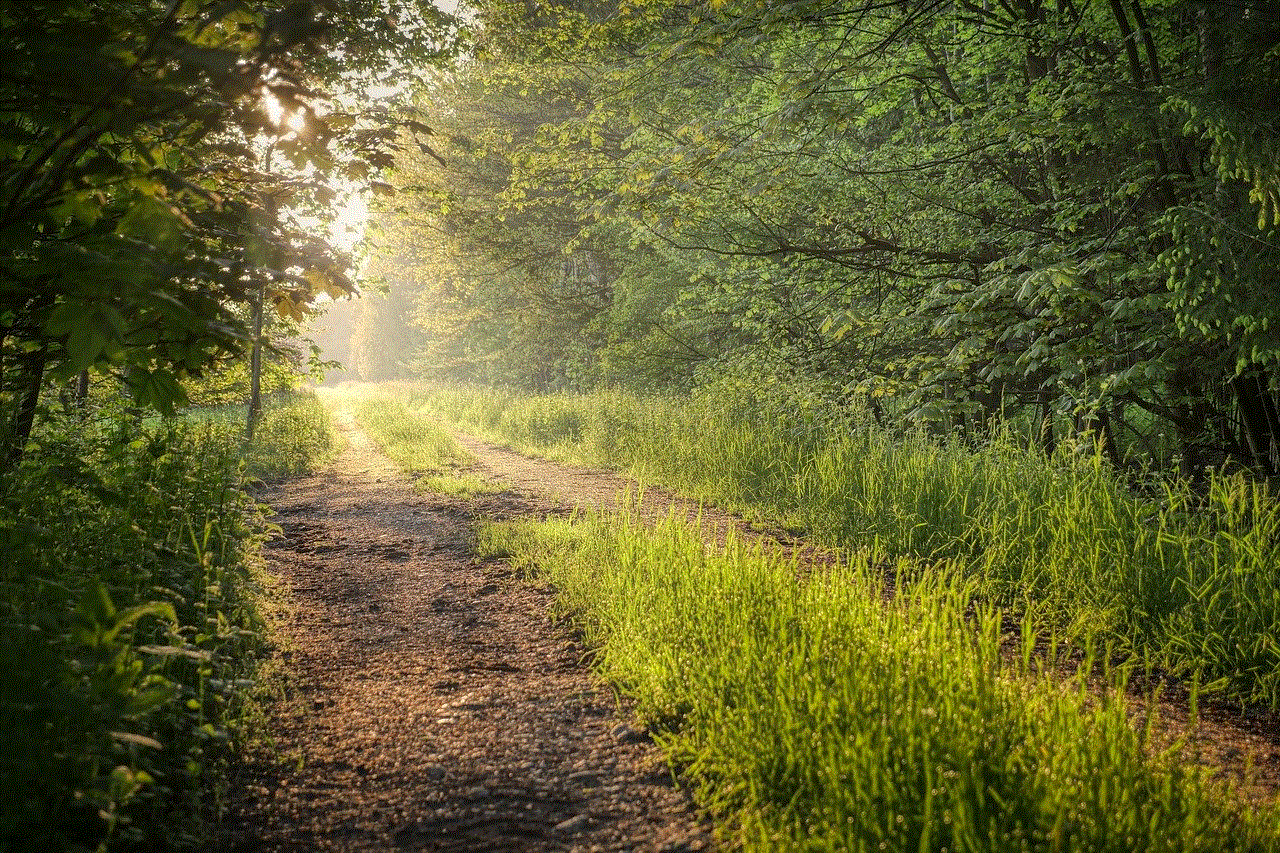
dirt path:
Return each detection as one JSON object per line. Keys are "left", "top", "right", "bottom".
{"left": 226, "top": 411, "right": 718, "bottom": 852}
{"left": 227, "top": 406, "right": 1280, "bottom": 852}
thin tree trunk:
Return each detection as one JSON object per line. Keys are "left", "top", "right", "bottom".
{"left": 1232, "top": 372, "right": 1280, "bottom": 476}
{"left": 1, "top": 349, "right": 47, "bottom": 471}
{"left": 1039, "top": 396, "right": 1056, "bottom": 457}
{"left": 246, "top": 286, "right": 264, "bottom": 441}
{"left": 75, "top": 369, "right": 89, "bottom": 412}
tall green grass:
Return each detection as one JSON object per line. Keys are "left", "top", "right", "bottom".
{"left": 186, "top": 388, "right": 336, "bottom": 479}
{"left": 352, "top": 397, "right": 472, "bottom": 475}
{"left": 409, "top": 383, "right": 1280, "bottom": 709}
{"left": 481, "top": 511, "right": 1280, "bottom": 851}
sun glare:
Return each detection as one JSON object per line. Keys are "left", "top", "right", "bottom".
{"left": 261, "top": 87, "right": 307, "bottom": 138}
{"left": 328, "top": 190, "right": 369, "bottom": 254}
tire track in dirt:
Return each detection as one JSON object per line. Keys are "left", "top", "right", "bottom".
{"left": 448, "top": 432, "right": 829, "bottom": 559}
{"left": 225, "top": 411, "right": 715, "bottom": 852}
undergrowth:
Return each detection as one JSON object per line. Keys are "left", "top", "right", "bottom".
{"left": 1, "top": 389, "right": 333, "bottom": 852}
{"left": 478, "top": 510, "right": 1280, "bottom": 852}
{"left": 189, "top": 389, "right": 336, "bottom": 479}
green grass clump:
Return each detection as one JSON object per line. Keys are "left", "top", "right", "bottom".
{"left": 482, "top": 511, "right": 1280, "bottom": 852}
{"left": 410, "top": 383, "right": 1280, "bottom": 709}
{"left": 352, "top": 394, "right": 499, "bottom": 494}
{"left": 353, "top": 396, "right": 472, "bottom": 475}
{"left": 186, "top": 389, "right": 337, "bottom": 479}
{"left": 417, "top": 473, "right": 505, "bottom": 497}
{"left": 0, "top": 410, "right": 269, "bottom": 852}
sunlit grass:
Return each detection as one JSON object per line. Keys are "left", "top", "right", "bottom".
{"left": 341, "top": 390, "right": 505, "bottom": 495}
{"left": 184, "top": 389, "right": 336, "bottom": 479}
{"left": 416, "top": 473, "right": 505, "bottom": 497}
{"left": 411, "top": 383, "right": 1280, "bottom": 710}
{"left": 480, "top": 509, "right": 1280, "bottom": 852}
{"left": 352, "top": 397, "right": 472, "bottom": 475}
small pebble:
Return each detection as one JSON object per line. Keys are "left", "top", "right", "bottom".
{"left": 612, "top": 723, "right": 646, "bottom": 743}
{"left": 555, "top": 813, "right": 590, "bottom": 833}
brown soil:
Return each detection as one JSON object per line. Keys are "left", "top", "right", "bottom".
{"left": 226, "top": 405, "right": 1280, "bottom": 852}
{"left": 224, "top": 409, "right": 724, "bottom": 852}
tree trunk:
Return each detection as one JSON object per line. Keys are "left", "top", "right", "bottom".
{"left": 75, "top": 369, "right": 90, "bottom": 412}
{"left": 1039, "top": 396, "right": 1056, "bottom": 457}
{"left": 1, "top": 349, "right": 47, "bottom": 471}
{"left": 1169, "top": 369, "right": 1215, "bottom": 483}
{"left": 246, "top": 285, "right": 264, "bottom": 441}
{"left": 1075, "top": 407, "right": 1119, "bottom": 467}
{"left": 1232, "top": 371, "right": 1280, "bottom": 476}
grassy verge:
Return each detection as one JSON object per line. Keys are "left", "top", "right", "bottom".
{"left": 0, "top": 391, "right": 336, "bottom": 852}
{"left": 403, "top": 383, "right": 1280, "bottom": 710}
{"left": 187, "top": 388, "right": 337, "bottom": 479}
{"left": 480, "top": 510, "right": 1280, "bottom": 852}
{"left": 349, "top": 397, "right": 507, "bottom": 497}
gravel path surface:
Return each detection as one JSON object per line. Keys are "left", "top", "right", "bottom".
{"left": 225, "top": 410, "right": 716, "bottom": 852}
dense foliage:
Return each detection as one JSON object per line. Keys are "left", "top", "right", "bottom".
{"left": 0, "top": 0, "right": 457, "bottom": 467}
{"left": 0, "top": 5, "right": 460, "bottom": 846}
{"left": 0, "top": 390, "right": 334, "bottom": 853}
{"left": 381, "top": 0, "right": 1280, "bottom": 478}
{"left": 1, "top": 412, "right": 259, "bottom": 852}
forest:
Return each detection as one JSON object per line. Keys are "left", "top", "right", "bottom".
{"left": 361, "top": 0, "right": 1280, "bottom": 480}
{"left": 2, "top": 0, "right": 1279, "bottom": 851}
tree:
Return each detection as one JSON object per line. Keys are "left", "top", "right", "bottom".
{"left": 0, "top": 0, "right": 459, "bottom": 466}
{"left": 377, "top": 0, "right": 1280, "bottom": 476}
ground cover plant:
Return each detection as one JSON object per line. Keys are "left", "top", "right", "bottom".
{"left": 0, "top": 410, "right": 262, "bottom": 851}
{"left": 479, "top": 509, "right": 1280, "bottom": 852}
{"left": 405, "top": 383, "right": 1280, "bottom": 710}
{"left": 0, "top": 388, "right": 336, "bottom": 852}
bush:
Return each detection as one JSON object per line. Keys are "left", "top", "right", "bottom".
{"left": 0, "top": 410, "right": 268, "bottom": 852}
